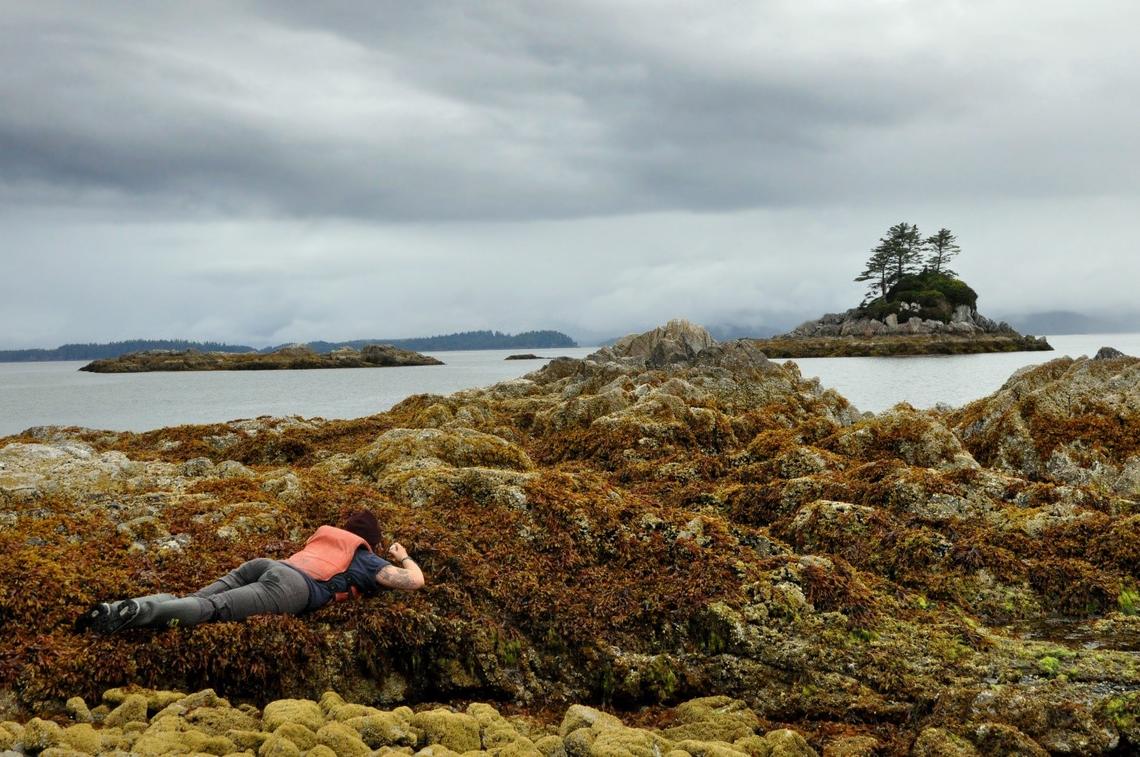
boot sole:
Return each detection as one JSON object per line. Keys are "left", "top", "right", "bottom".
{"left": 75, "top": 602, "right": 136, "bottom": 634}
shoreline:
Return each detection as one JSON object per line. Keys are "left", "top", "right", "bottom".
{"left": 751, "top": 333, "right": 1052, "bottom": 358}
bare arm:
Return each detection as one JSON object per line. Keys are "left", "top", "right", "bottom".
{"left": 376, "top": 542, "right": 424, "bottom": 591}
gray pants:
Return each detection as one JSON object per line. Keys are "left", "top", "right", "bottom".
{"left": 130, "top": 559, "right": 311, "bottom": 629}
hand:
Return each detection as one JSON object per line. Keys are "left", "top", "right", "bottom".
{"left": 387, "top": 542, "right": 409, "bottom": 564}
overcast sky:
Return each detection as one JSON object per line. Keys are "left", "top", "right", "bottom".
{"left": 2, "top": 1, "right": 1138, "bottom": 348}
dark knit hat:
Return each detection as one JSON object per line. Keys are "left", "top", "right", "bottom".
{"left": 343, "top": 510, "right": 381, "bottom": 549}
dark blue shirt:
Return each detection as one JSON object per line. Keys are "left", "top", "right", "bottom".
{"left": 291, "top": 547, "right": 391, "bottom": 612}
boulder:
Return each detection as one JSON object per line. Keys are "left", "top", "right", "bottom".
{"left": 259, "top": 731, "right": 304, "bottom": 756}
{"left": 1094, "top": 346, "right": 1126, "bottom": 360}
{"left": 185, "top": 704, "right": 260, "bottom": 735}
{"left": 344, "top": 712, "right": 418, "bottom": 748}
{"left": 589, "top": 725, "right": 674, "bottom": 756}
{"left": 559, "top": 705, "right": 622, "bottom": 737}
{"left": 315, "top": 721, "right": 371, "bottom": 756}
{"left": 132, "top": 728, "right": 235, "bottom": 755}
{"left": 21, "top": 718, "right": 64, "bottom": 751}
{"left": 262, "top": 699, "right": 324, "bottom": 733}
{"left": 411, "top": 709, "right": 481, "bottom": 753}
{"left": 0, "top": 441, "right": 137, "bottom": 501}
{"left": 764, "top": 728, "right": 818, "bottom": 756}
{"left": 951, "top": 305, "right": 974, "bottom": 324}
{"left": 966, "top": 684, "right": 1119, "bottom": 754}
{"left": 65, "top": 697, "right": 92, "bottom": 723}
{"left": 969, "top": 722, "right": 1047, "bottom": 756}
{"left": 104, "top": 694, "right": 149, "bottom": 727}
{"left": 60, "top": 722, "right": 101, "bottom": 753}
{"left": 910, "top": 728, "right": 978, "bottom": 756}
{"left": 663, "top": 696, "right": 760, "bottom": 743}
{"left": 606, "top": 319, "right": 717, "bottom": 368}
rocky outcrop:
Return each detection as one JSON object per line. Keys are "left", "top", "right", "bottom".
{"left": 1094, "top": 346, "right": 1127, "bottom": 360}
{"left": 760, "top": 306, "right": 1052, "bottom": 357}
{"left": 593, "top": 318, "right": 719, "bottom": 368}
{"left": 79, "top": 344, "right": 442, "bottom": 372}
{"left": 5, "top": 322, "right": 1140, "bottom": 755}
{"left": 786, "top": 304, "right": 1013, "bottom": 339}
{"left": 950, "top": 354, "right": 1140, "bottom": 494}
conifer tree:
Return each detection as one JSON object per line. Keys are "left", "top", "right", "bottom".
{"left": 856, "top": 222, "right": 924, "bottom": 300}
{"left": 924, "top": 228, "right": 960, "bottom": 275}
{"left": 880, "top": 222, "right": 925, "bottom": 283}
{"left": 854, "top": 247, "right": 892, "bottom": 301}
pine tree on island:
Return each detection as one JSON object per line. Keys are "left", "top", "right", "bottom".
{"left": 855, "top": 223, "right": 977, "bottom": 323}
{"left": 924, "top": 228, "right": 960, "bottom": 276}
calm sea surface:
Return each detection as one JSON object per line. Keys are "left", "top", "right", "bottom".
{"left": 1, "top": 335, "right": 1137, "bottom": 436}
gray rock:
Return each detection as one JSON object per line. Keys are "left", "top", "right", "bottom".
{"left": 1094, "top": 346, "right": 1126, "bottom": 360}
{"left": 952, "top": 304, "right": 974, "bottom": 324}
{"left": 215, "top": 460, "right": 255, "bottom": 479}
{"left": 948, "top": 321, "right": 977, "bottom": 335}
{"left": 608, "top": 319, "right": 717, "bottom": 368}
{"left": 180, "top": 457, "right": 214, "bottom": 477}
{"left": 276, "top": 343, "right": 316, "bottom": 357}
{"left": 360, "top": 343, "right": 443, "bottom": 366}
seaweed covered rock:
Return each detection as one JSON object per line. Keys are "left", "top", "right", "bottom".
{"left": 951, "top": 355, "right": 1140, "bottom": 495}
{"left": 822, "top": 404, "right": 979, "bottom": 470}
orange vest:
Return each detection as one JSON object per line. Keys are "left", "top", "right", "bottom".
{"left": 284, "top": 525, "right": 371, "bottom": 584}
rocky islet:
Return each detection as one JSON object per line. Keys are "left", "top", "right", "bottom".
{"left": 751, "top": 305, "right": 1052, "bottom": 358}
{"left": 1, "top": 320, "right": 1138, "bottom": 755}
{"left": 78, "top": 344, "right": 443, "bottom": 372}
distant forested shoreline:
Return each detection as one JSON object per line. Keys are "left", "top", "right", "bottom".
{"left": 0, "top": 330, "right": 577, "bottom": 362}
{"left": 0, "top": 340, "right": 253, "bottom": 363}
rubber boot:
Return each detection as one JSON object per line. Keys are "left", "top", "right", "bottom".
{"left": 129, "top": 595, "right": 213, "bottom": 629}
{"left": 77, "top": 593, "right": 176, "bottom": 634}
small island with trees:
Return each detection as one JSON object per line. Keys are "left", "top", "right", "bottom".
{"left": 752, "top": 223, "right": 1052, "bottom": 357}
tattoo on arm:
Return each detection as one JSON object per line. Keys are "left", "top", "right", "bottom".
{"left": 378, "top": 563, "right": 424, "bottom": 591}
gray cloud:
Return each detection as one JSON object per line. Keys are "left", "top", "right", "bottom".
{"left": 5, "top": 1, "right": 1138, "bottom": 222}
{"left": 1, "top": 1, "right": 1139, "bottom": 348}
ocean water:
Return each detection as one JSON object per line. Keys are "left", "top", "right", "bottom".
{"left": 0, "top": 334, "right": 1137, "bottom": 436}
{"left": 787, "top": 332, "right": 1140, "bottom": 414}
